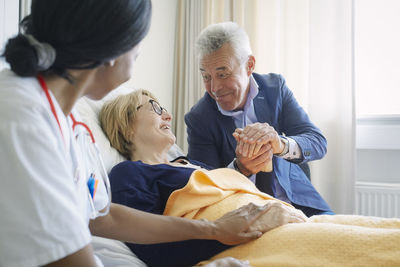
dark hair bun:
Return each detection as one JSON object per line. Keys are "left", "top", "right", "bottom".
{"left": 2, "top": 0, "right": 152, "bottom": 79}
{"left": 3, "top": 35, "right": 39, "bottom": 77}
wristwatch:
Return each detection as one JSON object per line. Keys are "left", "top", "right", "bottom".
{"left": 275, "top": 136, "right": 289, "bottom": 157}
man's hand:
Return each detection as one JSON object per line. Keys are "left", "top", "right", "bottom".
{"left": 232, "top": 123, "right": 286, "bottom": 175}
{"left": 233, "top": 123, "right": 285, "bottom": 156}
{"left": 211, "top": 202, "right": 272, "bottom": 245}
{"left": 202, "top": 257, "right": 251, "bottom": 267}
{"left": 234, "top": 144, "right": 273, "bottom": 176}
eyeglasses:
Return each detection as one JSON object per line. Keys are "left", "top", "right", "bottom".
{"left": 137, "top": 99, "right": 167, "bottom": 115}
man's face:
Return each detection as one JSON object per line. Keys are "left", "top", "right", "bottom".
{"left": 200, "top": 43, "right": 253, "bottom": 111}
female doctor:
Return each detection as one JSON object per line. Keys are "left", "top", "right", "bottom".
{"left": 0, "top": 1, "right": 267, "bottom": 266}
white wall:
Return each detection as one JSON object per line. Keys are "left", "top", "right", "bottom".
{"left": 122, "top": 0, "right": 178, "bottom": 112}
{"left": 0, "top": 0, "right": 19, "bottom": 70}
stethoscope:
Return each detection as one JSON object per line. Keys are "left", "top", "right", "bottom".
{"left": 37, "top": 75, "right": 111, "bottom": 219}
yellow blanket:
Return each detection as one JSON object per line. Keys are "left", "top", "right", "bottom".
{"left": 164, "top": 168, "right": 400, "bottom": 267}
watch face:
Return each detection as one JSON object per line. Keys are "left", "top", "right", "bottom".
{"left": 284, "top": 139, "right": 289, "bottom": 155}
{"left": 276, "top": 137, "right": 289, "bottom": 157}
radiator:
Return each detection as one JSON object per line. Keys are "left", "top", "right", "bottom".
{"left": 355, "top": 182, "right": 400, "bottom": 218}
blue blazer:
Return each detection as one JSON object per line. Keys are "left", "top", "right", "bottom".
{"left": 185, "top": 73, "right": 331, "bottom": 212}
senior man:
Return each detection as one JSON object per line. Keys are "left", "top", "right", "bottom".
{"left": 185, "top": 22, "right": 333, "bottom": 217}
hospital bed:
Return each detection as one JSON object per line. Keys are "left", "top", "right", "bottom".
{"left": 76, "top": 87, "right": 400, "bottom": 267}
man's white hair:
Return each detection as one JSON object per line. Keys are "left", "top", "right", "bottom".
{"left": 196, "top": 21, "right": 252, "bottom": 64}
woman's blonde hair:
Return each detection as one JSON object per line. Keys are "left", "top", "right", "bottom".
{"left": 99, "top": 89, "right": 158, "bottom": 160}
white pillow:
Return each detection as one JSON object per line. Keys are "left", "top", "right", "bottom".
{"left": 75, "top": 87, "right": 131, "bottom": 173}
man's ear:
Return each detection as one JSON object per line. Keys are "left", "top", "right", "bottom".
{"left": 246, "top": 55, "right": 256, "bottom": 75}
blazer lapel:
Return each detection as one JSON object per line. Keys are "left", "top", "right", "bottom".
{"left": 253, "top": 92, "right": 270, "bottom": 123}
{"left": 208, "top": 94, "right": 238, "bottom": 152}
{"left": 220, "top": 115, "right": 237, "bottom": 152}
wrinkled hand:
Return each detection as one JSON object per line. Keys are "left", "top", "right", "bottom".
{"left": 233, "top": 123, "right": 284, "bottom": 157}
{"left": 247, "top": 201, "right": 308, "bottom": 233}
{"left": 202, "top": 257, "right": 251, "bottom": 267}
{"left": 234, "top": 143, "right": 273, "bottom": 176}
{"left": 232, "top": 123, "right": 285, "bottom": 175}
{"left": 212, "top": 202, "right": 273, "bottom": 245}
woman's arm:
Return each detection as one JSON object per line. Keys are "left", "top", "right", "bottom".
{"left": 90, "top": 202, "right": 266, "bottom": 245}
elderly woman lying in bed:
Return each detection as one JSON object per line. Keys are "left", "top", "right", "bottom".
{"left": 100, "top": 90, "right": 400, "bottom": 267}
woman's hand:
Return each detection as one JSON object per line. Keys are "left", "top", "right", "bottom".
{"left": 211, "top": 202, "right": 272, "bottom": 245}
{"left": 247, "top": 201, "right": 308, "bottom": 233}
{"left": 202, "top": 257, "right": 251, "bottom": 267}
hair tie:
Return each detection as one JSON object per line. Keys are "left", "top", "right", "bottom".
{"left": 24, "top": 34, "right": 56, "bottom": 71}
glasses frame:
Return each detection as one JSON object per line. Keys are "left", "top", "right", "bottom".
{"left": 137, "top": 99, "right": 167, "bottom": 115}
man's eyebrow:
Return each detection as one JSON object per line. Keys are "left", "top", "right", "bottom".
{"left": 200, "top": 66, "right": 229, "bottom": 72}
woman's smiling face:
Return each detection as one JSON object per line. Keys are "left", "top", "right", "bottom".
{"left": 132, "top": 95, "right": 176, "bottom": 148}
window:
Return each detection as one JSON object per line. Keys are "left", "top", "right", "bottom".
{"left": 355, "top": 0, "right": 400, "bottom": 116}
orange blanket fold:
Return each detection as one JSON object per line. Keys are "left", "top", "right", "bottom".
{"left": 164, "top": 168, "right": 282, "bottom": 220}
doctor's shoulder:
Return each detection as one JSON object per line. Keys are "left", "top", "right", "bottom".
{"left": 0, "top": 70, "right": 62, "bottom": 147}
{"left": 0, "top": 69, "right": 45, "bottom": 112}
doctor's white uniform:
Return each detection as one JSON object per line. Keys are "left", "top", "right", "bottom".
{"left": 0, "top": 69, "right": 108, "bottom": 266}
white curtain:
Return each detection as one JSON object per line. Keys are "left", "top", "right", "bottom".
{"left": 307, "top": 0, "right": 355, "bottom": 214}
{"left": 20, "top": 0, "right": 31, "bottom": 19}
{"left": 174, "top": 0, "right": 356, "bottom": 214}
{"left": 172, "top": 0, "right": 206, "bottom": 153}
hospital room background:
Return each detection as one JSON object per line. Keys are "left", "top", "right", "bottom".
{"left": 1, "top": 0, "right": 399, "bottom": 217}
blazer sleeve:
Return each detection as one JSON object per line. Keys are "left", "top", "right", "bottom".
{"left": 185, "top": 108, "right": 222, "bottom": 169}
{"left": 277, "top": 75, "right": 327, "bottom": 163}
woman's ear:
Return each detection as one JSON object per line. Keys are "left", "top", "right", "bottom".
{"left": 126, "top": 130, "right": 135, "bottom": 142}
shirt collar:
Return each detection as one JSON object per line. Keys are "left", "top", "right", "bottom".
{"left": 217, "top": 75, "right": 259, "bottom": 116}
